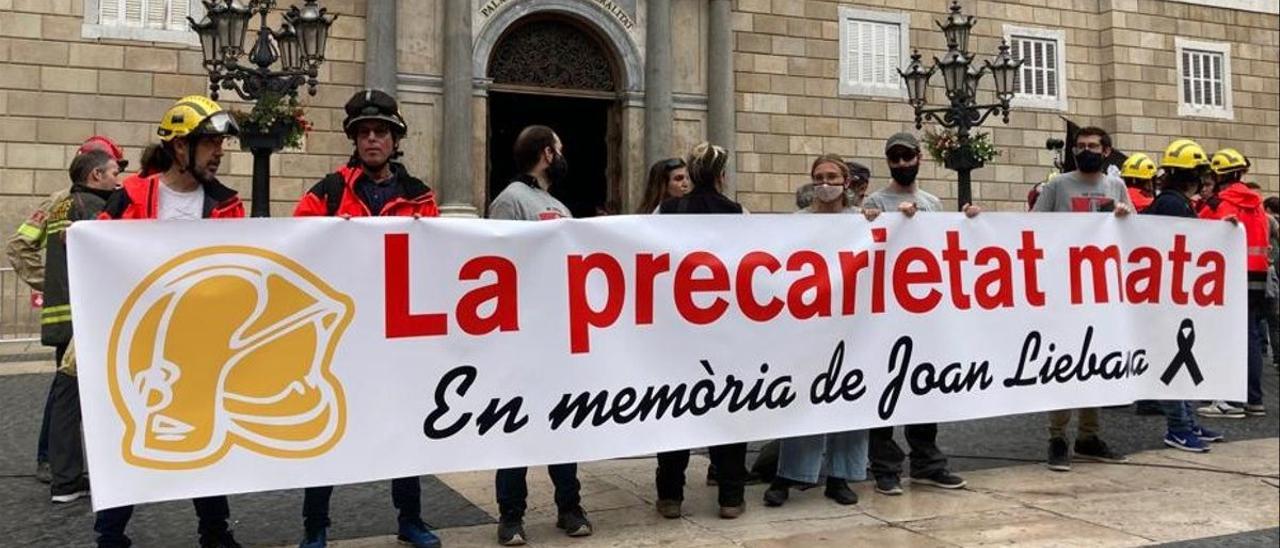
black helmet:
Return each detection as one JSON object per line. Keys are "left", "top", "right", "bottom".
{"left": 343, "top": 89, "right": 407, "bottom": 138}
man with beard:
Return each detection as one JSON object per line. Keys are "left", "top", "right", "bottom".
{"left": 97, "top": 95, "right": 243, "bottom": 548}
{"left": 291, "top": 89, "right": 441, "bottom": 548}
{"left": 1031, "top": 126, "right": 1133, "bottom": 472}
{"left": 487, "top": 125, "right": 585, "bottom": 546}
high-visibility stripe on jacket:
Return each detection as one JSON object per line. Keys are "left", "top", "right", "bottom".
{"left": 41, "top": 185, "right": 112, "bottom": 346}
{"left": 4, "top": 188, "right": 70, "bottom": 292}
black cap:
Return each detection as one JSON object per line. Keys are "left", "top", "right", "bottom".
{"left": 343, "top": 89, "right": 407, "bottom": 138}
{"left": 847, "top": 161, "right": 871, "bottom": 184}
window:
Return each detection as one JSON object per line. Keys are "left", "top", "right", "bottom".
{"left": 837, "top": 7, "right": 910, "bottom": 98}
{"left": 1003, "top": 25, "right": 1068, "bottom": 111}
{"left": 82, "top": 0, "right": 204, "bottom": 45}
{"left": 1176, "top": 38, "right": 1233, "bottom": 120}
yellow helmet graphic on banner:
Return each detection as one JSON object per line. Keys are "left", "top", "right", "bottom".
{"left": 108, "top": 247, "right": 353, "bottom": 470}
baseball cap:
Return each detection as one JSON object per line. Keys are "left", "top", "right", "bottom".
{"left": 847, "top": 161, "right": 871, "bottom": 184}
{"left": 884, "top": 132, "right": 920, "bottom": 155}
{"left": 78, "top": 135, "right": 128, "bottom": 171}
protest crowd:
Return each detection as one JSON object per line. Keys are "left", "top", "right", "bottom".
{"left": 5, "top": 90, "right": 1276, "bottom": 548}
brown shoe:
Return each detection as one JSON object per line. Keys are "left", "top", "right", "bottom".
{"left": 719, "top": 504, "right": 745, "bottom": 519}
{"left": 656, "top": 499, "right": 682, "bottom": 519}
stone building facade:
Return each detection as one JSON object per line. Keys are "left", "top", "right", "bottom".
{"left": 1, "top": 0, "right": 1278, "bottom": 234}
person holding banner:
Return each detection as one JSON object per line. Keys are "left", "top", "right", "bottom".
{"left": 765, "top": 154, "right": 877, "bottom": 508}
{"left": 652, "top": 141, "right": 751, "bottom": 520}
{"left": 488, "top": 125, "right": 589, "bottom": 546}
{"left": 1199, "top": 147, "right": 1269, "bottom": 419}
{"left": 863, "top": 133, "right": 970, "bottom": 496}
{"left": 1032, "top": 126, "right": 1133, "bottom": 472}
{"left": 291, "top": 89, "right": 442, "bottom": 548}
{"left": 94, "top": 95, "right": 244, "bottom": 548}
{"left": 1146, "top": 140, "right": 1228, "bottom": 452}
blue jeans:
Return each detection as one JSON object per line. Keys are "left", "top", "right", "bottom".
{"left": 36, "top": 343, "right": 67, "bottom": 463}
{"left": 777, "top": 430, "right": 868, "bottom": 484}
{"left": 1161, "top": 400, "right": 1199, "bottom": 432}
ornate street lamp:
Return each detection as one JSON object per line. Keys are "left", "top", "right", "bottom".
{"left": 897, "top": 0, "right": 1022, "bottom": 211}
{"left": 189, "top": 0, "right": 336, "bottom": 217}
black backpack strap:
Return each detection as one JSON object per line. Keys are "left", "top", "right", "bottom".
{"left": 316, "top": 174, "right": 346, "bottom": 216}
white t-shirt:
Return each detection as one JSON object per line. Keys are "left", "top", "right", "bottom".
{"left": 157, "top": 182, "right": 205, "bottom": 220}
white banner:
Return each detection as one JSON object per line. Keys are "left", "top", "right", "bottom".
{"left": 68, "top": 213, "right": 1246, "bottom": 509}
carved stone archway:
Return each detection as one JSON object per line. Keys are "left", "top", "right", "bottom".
{"left": 489, "top": 18, "right": 617, "bottom": 92}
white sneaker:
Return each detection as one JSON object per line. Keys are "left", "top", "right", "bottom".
{"left": 50, "top": 488, "right": 89, "bottom": 503}
{"left": 1196, "top": 400, "right": 1246, "bottom": 418}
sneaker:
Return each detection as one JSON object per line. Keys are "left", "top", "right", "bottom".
{"left": 555, "top": 507, "right": 593, "bottom": 537}
{"left": 1046, "top": 437, "right": 1071, "bottom": 472}
{"left": 1074, "top": 437, "right": 1129, "bottom": 463}
{"left": 1193, "top": 425, "right": 1225, "bottom": 442}
{"left": 497, "top": 518, "right": 526, "bottom": 546}
{"left": 718, "top": 504, "right": 745, "bottom": 519}
{"left": 762, "top": 479, "right": 791, "bottom": 507}
{"left": 298, "top": 528, "right": 326, "bottom": 548}
{"left": 35, "top": 461, "right": 51, "bottom": 484}
{"left": 397, "top": 520, "right": 442, "bottom": 548}
{"left": 1245, "top": 404, "right": 1267, "bottom": 417}
{"left": 1164, "top": 430, "right": 1210, "bottom": 453}
{"left": 50, "top": 478, "right": 90, "bottom": 503}
{"left": 199, "top": 530, "right": 242, "bottom": 548}
{"left": 874, "top": 475, "right": 903, "bottom": 495}
{"left": 655, "top": 499, "right": 682, "bottom": 519}
{"left": 911, "top": 470, "right": 967, "bottom": 489}
{"left": 823, "top": 478, "right": 858, "bottom": 505}
{"left": 1197, "top": 401, "right": 1246, "bottom": 418}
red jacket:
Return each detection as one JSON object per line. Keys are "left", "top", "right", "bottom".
{"left": 293, "top": 164, "right": 439, "bottom": 218}
{"left": 99, "top": 172, "right": 244, "bottom": 220}
{"left": 1199, "top": 182, "right": 1269, "bottom": 276}
{"left": 1127, "top": 186, "right": 1153, "bottom": 213}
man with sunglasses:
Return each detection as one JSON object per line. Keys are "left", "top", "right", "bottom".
{"left": 292, "top": 89, "right": 441, "bottom": 548}
{"left": 1031, "top": 126, "right": 1132, "bottom": 472}
{"left": 863, "top": 133, "right": 969, "bottom": 497}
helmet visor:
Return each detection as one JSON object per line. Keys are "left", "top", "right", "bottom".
{"left": 195, "top": 111, "right": 241, "bottom": 137}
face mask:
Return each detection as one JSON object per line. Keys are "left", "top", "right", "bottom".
{"left": 814, "top": 185, "right": 845, "bottom": 203}
{"left": 1075, "top": 150, "right": 1105, "bottom": 174}
{"left": 890, "top": 165, "right": 919, "bottom": 185}
{"left": 547, "top": 153, "right": 569, "bottom": 185}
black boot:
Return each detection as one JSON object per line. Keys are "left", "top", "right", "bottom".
{"left": 823, "top": 477, "right": 858, "bottom": 505}
{"left": 762, "top": 478, "right": 791, "bottom": 507}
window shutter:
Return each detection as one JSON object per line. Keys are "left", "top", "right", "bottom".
{"left": 860, "top": 22, "right": 873, "bottom": 84}
{"left": 100, "top": 0, "right": 121, "bottom": 25}
{"left": 168, "top": 0, "right": 190, "bottom": 30}
{"left": 146, "top": 0, "right": 167, "bottom": 28}
{"left": 124, "top": 0, "right": 145, "bottom": 26}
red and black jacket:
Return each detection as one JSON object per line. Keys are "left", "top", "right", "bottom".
{"left": 1199, "top": 181, "right": 1270, "bottom": 286}
{"left": 99, "top": 172, "right": 244, "bottom": 220}
{"left": 293, "top": 163, "right": 439, "bottom": 218}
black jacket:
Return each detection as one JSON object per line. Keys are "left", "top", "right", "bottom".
{"left": 42, "top": 184, "right": 113, "bottom": 346}
{"left": 658, "top": 186, "right": 744, "bottom": 214}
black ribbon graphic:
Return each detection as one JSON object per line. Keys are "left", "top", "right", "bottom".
{"left": 1161, "top": 318, "right": 1204, "bottom": 386}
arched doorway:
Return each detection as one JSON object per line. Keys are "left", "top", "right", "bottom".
{"left": 486, "top": 16, "right": 623, "bottom": 218}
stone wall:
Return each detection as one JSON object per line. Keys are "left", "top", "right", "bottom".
{"left": 730, "top": 0, "right": 1279, "bottom": 213}
{"left": 0, "top": 0, "right": 370, "bottom": 233}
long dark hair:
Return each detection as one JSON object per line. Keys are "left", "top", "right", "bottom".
{"left": 638, "top": 157, "right": 686, "bottom": 213}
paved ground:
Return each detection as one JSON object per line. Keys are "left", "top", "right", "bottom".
{"left": 1, "top": 350, "right": 1276, "bottom": 547}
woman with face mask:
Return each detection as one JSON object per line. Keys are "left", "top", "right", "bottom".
{"left": 762, "top": 154, "right": 875, "bottom": 509}
{"left": 638, "top": 158, "right": 690, "bottom": 213}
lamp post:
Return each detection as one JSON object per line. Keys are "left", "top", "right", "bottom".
{"left": 189, "top": 0, "right": 336, "bottom": 217}
{"left": 897, "top": 0, "right": 1021, "bottom": 211}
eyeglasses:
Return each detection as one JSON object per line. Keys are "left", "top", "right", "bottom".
{"left": 1073, "top": 142, "right": 1105, "bottom": 153}
{"left": 887, "top": 150, "right": 918, "bottom": 163}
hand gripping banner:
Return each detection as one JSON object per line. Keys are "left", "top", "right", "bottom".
{"left": 67, "top": 213, "right": 1247, "bottom": 509}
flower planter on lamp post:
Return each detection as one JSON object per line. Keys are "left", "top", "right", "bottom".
{"left": 189, "top": 0, "right": 335, "bottom": 217}
{"left": 897, "top": 0, "right": 1022, "bottom": 211}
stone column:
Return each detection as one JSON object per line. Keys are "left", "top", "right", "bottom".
{"left": 440, "top": 0, "right": 478, "bottom": 217}
{"left": 707, "top": 0, "right": 736, "bottom": 195}
{"left": 644, "top": 0, "right": 673, "bottom": 170}
{"left": 364, "top": 0, "right": 397, "bottom": 94}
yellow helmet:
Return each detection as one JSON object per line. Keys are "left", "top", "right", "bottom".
{"left": 1120, "top": 153, "right": 1157, "bottom": 180}
{"left": 157, "top": 95, "right": 239, "bottom": 142}
{"left": 1160, "top": 139, "right": 1210, "bottom": 170}
{"left": 1210, "top": 148, "right": 1250, "bottom": 175}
